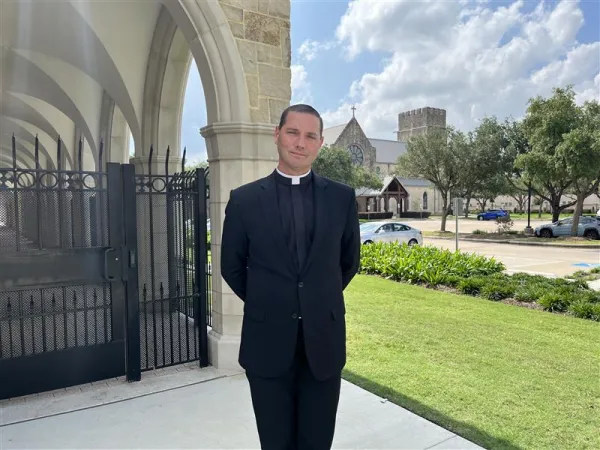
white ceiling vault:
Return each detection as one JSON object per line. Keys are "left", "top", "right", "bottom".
{"left": 0, "top": 0, "right": 183, "bottom": 171}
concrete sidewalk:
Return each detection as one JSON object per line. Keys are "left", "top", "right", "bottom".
{"left": 1, "top": 366, "right": 484, "bottom": 449}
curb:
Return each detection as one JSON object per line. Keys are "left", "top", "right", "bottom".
{"left": 588, "top": 280, "right": 600, "bottom": 291}
{"left": 424, "top": 236, "right": 600, "bottom": 249}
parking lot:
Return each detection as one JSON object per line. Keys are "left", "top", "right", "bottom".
{"left": 425, "top": 238, "right": 599, "bottom": 277}
{"left": 402, "top": 217, "right": 549, "bottom": 233}
{"left": 399, "top": 217, "right": 600, "bottom": 277}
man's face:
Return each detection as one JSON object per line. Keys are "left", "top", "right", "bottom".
{"left": 274, "top": 111, "right": 324, "bottom": 175}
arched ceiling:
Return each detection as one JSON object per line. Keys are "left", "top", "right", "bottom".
{"left": 0, "top": 118, "right": 62, "bottom": 169}
{"left": 1, "top": 0, "right": 163, "bottom": 168}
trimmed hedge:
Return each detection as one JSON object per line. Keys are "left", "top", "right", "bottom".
{"left": 398, "top": 211, "right": 432, "bottom": 219}
{"left": 359, "top": 242, "right": 600, "bottom": 322}
{"left": 358, "top": 212, "right": 393, "bottom": 220}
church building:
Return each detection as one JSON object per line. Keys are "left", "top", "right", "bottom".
{"left": 321, "top": 106, "right": 447, "bottom": 217}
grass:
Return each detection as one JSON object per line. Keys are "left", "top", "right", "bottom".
{"left": 342, "top": 274, "right": 600, "bottom": 450}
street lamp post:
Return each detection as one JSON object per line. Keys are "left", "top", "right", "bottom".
{"left": 525, "top": 183, "right": 533, "bottom": 234}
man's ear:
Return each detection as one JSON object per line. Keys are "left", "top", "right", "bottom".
{"left": 274, "top": 126, "right": 280, "bottom": 142}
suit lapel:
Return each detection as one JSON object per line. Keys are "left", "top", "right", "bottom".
{"left": 259, "top": 173, "right": 297, "bottom": 274}
{"left": 301, "top": 173, "right": 328, "bottom": 274}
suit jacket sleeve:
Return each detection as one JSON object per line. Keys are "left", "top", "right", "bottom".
{"left": 220, "top": 190, "right": 248, "bottom": 301}
{"left": 340, "top": 189, "right": 361, "bottom": 290}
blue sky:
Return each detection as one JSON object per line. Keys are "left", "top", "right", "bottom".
{"left": 181, "top": 0, "right": 599, "bottom": 165}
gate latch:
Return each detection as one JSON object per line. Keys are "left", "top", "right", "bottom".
{"left": 103, "top": 248, "right": 118, "bottom": 281}
{"left": 120, "top": 245, "right": 135, "bottom": 280}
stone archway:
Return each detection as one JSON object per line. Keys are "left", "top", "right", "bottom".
{"left": 98, "top": 93, "right": 131, "bottom": 167}
{"left": 1, "top": 0, "right": 292, "bottom": 373}
{"left": 138, "top": 0, "right": 293, "bottom": 370}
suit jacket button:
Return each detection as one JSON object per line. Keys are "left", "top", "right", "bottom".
{"left": 292, "top": 313, "right": 298, "bottom": 319}
{"left": 298, "top": 282, "right": 304, "bottom": 288}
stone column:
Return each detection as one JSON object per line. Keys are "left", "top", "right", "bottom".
{"left": 201, "top": 122, "right": 278, "bottom": 371}
{"left": 187, "top": 0, "right": 291, "bottom": 371}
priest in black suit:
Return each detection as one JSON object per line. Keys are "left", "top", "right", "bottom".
{"left": 220, "top": 104, "right": 361, "bottom": 449}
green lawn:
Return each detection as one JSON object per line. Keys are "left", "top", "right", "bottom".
{"left": 343, "top": 275, "right": 600, "bottom": 450}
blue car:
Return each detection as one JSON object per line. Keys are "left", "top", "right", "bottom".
{"left": 476, "top": 209, "right": 510, "bottom": 221}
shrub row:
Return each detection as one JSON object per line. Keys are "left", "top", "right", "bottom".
{"left": 359, "top": 242, "right": 600, "bottom": 322}
{"left": 360, "top": 241, "right": 505, "bottom": 285}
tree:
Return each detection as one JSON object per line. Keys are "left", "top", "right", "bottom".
{"left": 186, "top": 159, "right": 208, "bottom": 170}
{"left": 454, "top": 131, "right": 478, "bottom": 216}
{"left": 469, "top": 116, "right": 513, "bottom": 211}
{"left": 556, "top": 100, "right": 600, "bottom": 234}
{"left": 502, "top": 117, "right": 531, "bottom": 180}
{"left": 395, "top": 126, "right": 464, "bottom": 231}
{"left": 455, "top": 117, "right": 513, "bottom": 216}
{"left": 354, "top": 165, "right": 384, "bottom": 190}
{"left": 516, "top": 86, "right": 582, "bottom": 222}
{"left": 502, "top": 117, "right": 540, "bottom": 220}
{"left": 506, "top": 178, "right": 529, "bottom": 212}
{"left": 313, "top": 145, "right": 382, "bottom": 190}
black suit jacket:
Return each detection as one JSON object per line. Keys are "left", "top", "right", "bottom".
{"left": 220, "top": 171, "right": 361, "bottom": 381}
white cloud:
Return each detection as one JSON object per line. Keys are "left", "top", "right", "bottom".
{"left": 298, "top": 39, "right": 335, "bottom": 61}
{"left": 291, "top": 64, "right": 313, "bottom": 104}
{"left": 318, "top": 0, "right": 599, "bottom": 137}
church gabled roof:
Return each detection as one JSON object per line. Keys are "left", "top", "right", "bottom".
{"left": 322, "top": 118, "right": 406, "bottom": 164}
{"left": 337, "top": 116, "right": 368, "bottom": 147}
{"left": 355, "top": 175, "right": 409, "bottom": 197}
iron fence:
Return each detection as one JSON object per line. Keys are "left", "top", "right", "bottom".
{"left": 1, "top": 135, "right": 113, "bottom": 357}
{"left": 0, "top": 135, "right": 129, "bottom": 399}
{"left": 132, "top": 147, "right": 209, "bottom": 370}
{"left": 0, "top": 134, "right": 210, "bottom": 399}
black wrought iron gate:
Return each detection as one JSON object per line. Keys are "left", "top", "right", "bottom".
{"left": 0, "top": 140, "right": 209, "bottom": 400}
{"left": 134, "top": 149, "right": 209, "bottom": 371}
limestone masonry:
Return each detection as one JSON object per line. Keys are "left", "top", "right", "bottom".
{"left": 397, "top": 107, "right": 447, "bottom": 142}
{"left": 220, "top": 0, "right": 291, "bottom": 124}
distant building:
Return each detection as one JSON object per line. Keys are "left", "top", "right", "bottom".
{"left": 321, "top": 107, "right": 447, "bottom": 215}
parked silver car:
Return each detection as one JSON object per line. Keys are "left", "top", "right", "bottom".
{"left": 534, "top": 215, "right": 600, "bottom": 239}
{"left": 359, "top": 221, "right": 423, "bottom": 246}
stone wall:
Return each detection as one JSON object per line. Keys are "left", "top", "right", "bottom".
{"left": 219, "top": 0, "right": 291, "bottom": 124}
{"left": 376, "top": 162, "right": 395, "bottom": 177}
{"left": 397, "top": 107, "right": 446, "bottom": 142}
{"left": 333, "top": 119, "right": 376, "bottom": 170}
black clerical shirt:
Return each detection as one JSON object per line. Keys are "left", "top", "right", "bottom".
{"left": 273, "top": 169, "right": 315, "bottom": 272}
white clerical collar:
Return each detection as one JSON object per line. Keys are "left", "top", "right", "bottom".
{"left": 276, "top": 167, "right": 311, "bottom": 185}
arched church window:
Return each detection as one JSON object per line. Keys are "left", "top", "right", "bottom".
{"left": 347, "top": 144, "right": 364, "bottom": 165}
{"left": 422, "top": 191, "right": 428, "bottom": 210}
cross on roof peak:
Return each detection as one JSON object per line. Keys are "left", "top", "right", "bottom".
{"left": 351, "top": 105, "right": 356, "bottom": 117}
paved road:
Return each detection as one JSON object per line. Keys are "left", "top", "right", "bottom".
{"left": 424, "top": 238, "right": 600, "bottom": 277}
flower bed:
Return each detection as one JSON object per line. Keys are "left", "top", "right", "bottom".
{"left": 359, "top": 242, "right": 600, "bottom": 321}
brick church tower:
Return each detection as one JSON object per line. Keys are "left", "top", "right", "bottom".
{"left": 396, "top": 107, "right": 446, "bottom": 142}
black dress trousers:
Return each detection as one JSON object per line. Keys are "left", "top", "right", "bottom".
{"left": 245, "top": 324, "right": 342, "bottom": 450}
